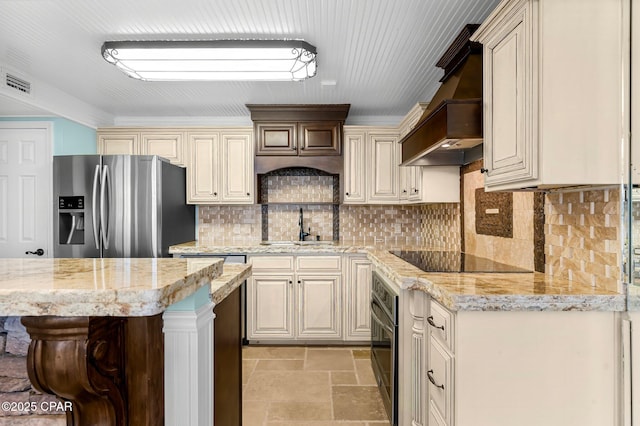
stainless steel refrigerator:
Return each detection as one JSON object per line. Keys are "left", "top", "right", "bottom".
{"left": 53, "top": 155, "right": 195, "bottom": 258}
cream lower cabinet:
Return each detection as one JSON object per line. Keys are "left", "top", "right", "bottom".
{"left": 404, "top": 291, "right": 620, "bottom": 426}
{"left": 343, "top": 254, "right": 372, "bottom": 341}
{"left": 247, "top": 255, "right": 342, "bottom": 342}
{"left": 97, "top": 129, "right": 186, "bottom": 166}
{"left": 186, "top": 129, "right": 253, "bottom": 204}
{"left": 472, "top": 0, "right": 626, "bottom": 190}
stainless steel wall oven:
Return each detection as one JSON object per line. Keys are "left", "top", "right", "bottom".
{"left": 370, "top": 271, "right": 398, "bottom": 425}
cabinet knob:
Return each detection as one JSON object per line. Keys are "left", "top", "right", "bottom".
{"left": 413, "top": 188, "right": 419, "bottom": 193}
{"left": 402, "top": 189, "right": 407, "bottom": 193}
{"left": 292, "top": 145, "right": 297, "bottom": 150}
{"left": 480, "top": 168, "right": 489, "bottom": 174}
{"left": 346, "top": 192, "right": 350, "bottom": 196}
{"left": 246, "top": 193, "right": 250, "bottom": 196}
{"left": 213, "top": 192, "right": 217, "bottom": 196}
{"left": 300, "top": 146, "right": 305, "bottom": 150}
{"left": 297, "top": 280, "right": 301, "bottom": 284}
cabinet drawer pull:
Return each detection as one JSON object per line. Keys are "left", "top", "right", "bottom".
{"left": 427, "top": 316, "right": 445, "bottom": 331}
{"left": 427, "top": 369, "right": 445, "bottom": 390}
{"left": 480, "top": 167, "right": 489, "bottom": 174}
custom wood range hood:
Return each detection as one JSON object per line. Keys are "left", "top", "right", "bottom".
{"left": 399, "top": 24, "right": 483, "bottom": 166}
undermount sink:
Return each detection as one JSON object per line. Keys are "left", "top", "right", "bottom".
{"left": 259, "top": 241, "right": 336, "bottom": 246}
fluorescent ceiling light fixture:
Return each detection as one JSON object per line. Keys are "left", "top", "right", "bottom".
{"left": 101, "top": 40, "right": 317, "bottom": 81}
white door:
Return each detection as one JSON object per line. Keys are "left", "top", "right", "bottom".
{"left": 0, "top": 122, "right": 52, "bottom": 258}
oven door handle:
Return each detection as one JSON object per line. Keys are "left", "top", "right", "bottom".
{"left": 371, "top": 300, "right": 394, "bottom": 334}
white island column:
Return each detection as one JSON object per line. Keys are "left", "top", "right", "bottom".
{"left": 163, "top": 285, "right": 215, "bottom": 426}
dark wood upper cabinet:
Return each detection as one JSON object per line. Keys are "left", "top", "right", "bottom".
{"left": 256, "top": 122, "right": 298, "bottom": 155}
{"left": 298, "top": 121, "right": 341, "bottom": 156}
{"left": 248, "top": 104, "right": 350, "bottom": 157}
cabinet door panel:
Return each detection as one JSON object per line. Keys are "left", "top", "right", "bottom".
{"left": 343, "top": 131, "right": 367, "bottom": 203}
{"left": 428, "top": 336, "right": 453, "bottom": 425}
{"left": 298, "top": 122, "right": 341, "bottom": 156}
{"left": 221, "top": 132, "right": 253, "bottom": 203}
{"left": 141, "top": 132, "right": 185, "bottom": 166}
{"left": 297, "top": 275, "right": 341, "bottom": 339}
{"left": 345, "top": 257, "right": 371, "bottom": 340}
{"left": 482, "top": 3, "right": 536, "bottom": 186}
{"left": 187, "top": 133, "right": 220, "bottom": 203}
{"left": 98, "top": 133, "right": 139, "bottom": 155}
{"left": 255, "top": 123, "right": 297, "bottom": 155}
{"left": 369, "top": 133, "right": 400, "bottom": 202}
{"left": 248, "top": 275, "right": 294, "bottom": 339}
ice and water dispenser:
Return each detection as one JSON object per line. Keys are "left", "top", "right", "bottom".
{"left": 58, "top": 196, "right": 85, "bottom": 245}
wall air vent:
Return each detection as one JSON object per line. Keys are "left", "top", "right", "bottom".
{"left": 5, "top": 73, "right": 31, "bottom": 95}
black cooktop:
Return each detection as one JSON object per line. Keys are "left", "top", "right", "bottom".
{"left": 390, "top": 250, "right": 532, "bottom": 273}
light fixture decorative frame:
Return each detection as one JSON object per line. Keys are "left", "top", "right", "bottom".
{"left": 101, "top": 39, "right": 317, "bottom": 81}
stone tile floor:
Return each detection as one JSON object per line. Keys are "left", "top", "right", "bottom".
{"left": 243, "top": 346, "right": 391, "bottom": 426}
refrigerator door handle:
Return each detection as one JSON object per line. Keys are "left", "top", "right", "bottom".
{"left": 100, "top": 165, "right": 111, "bottom": 250}
{"left": 91, "top": 164, "right": 100, "bottom": 250}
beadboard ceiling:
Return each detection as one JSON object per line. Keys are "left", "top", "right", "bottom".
{"left": 0, "top": 0, "right": 499, "bottom": 127}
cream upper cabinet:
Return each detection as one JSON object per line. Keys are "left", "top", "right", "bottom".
{"left": 369, "top": 132, "right": 401, "bottom": 203}
{"left": 187, "top": 132, "right": 221, "bottom": 203}
{"left": 221, "top": 132, "right": 253, "bottom": 203}
{"left": 186, "top": 129, "right": 253, "bottom": 205}
{"left": 97, "top": 129, "right": 185, "bottom": 165}
{"left": 344, "top": 125, "right": 459, "bottom": 204}
{"left": 472, "top": 0, "right": 627, "bottom": 190}
{"left": 140, "top": 131, "right": 185, "bottom": 166}
{"left": 343, "top": 129, "right": 367, "bottom": 203}
{"left": 97, "top": 131, "right": 139, "bottom": 155}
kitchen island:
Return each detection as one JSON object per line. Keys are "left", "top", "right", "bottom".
{"left": 0, "top": 257, "right": 248, "bottom": 426}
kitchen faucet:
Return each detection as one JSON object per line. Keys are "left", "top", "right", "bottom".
{"left": 298, "top": 208, "right": 311, "bottom": 241}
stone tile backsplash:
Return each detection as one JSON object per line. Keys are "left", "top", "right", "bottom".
{"left": 199, "top": 203, "right": 461, "bottom": 249}
{"left": 545, "top": 189, "right": 621, "bottom": 292}
{"left": 266, "top": 175, "right": 334, "bottom": 203}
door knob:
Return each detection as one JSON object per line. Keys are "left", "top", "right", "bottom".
{"left": 25, "top": 248, "right": 44, "bottom": 256}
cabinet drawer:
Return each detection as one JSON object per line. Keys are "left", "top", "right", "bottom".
{"left": 428, "top": 336, "right": 453, "bottom": 425}
{"left": 428, "top": 299, "right": 454, "bottom": 352}
{"left": 296, "top": 256, "right": 341, "bottom": 272}
{"left": 250, "top": 256, "right": 295, "bottom": 271}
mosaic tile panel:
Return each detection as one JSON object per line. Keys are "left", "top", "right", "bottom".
{"left": 545, "top": 189, "right": 621, "bottom": 292}
{"left": 267, "top": 205, "right": 335, "bottom": 242}
{"left": 463, "top": 170, "right": 535, "bottom": 271}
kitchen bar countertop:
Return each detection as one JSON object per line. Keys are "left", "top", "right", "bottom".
{"left": 0, "top": 257, "right": 224, "bottom": 316}
{"left": 209, "top": 263, "right": 252, "bottom": 304}
{"left": 170, "top": 241, "right": 626, "bottom": 312}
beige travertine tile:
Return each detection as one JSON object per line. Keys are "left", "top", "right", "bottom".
{"left": 242, "top": 400, "right": 269, "bottom": 426}
{"left": 351, "top": 349, "right": 370, "bottom": 359}
{"left": 243, "top": 359, "right": 258, "bottom": 384}
{"left": 305, "top": 349, "right": 354, "bottom": 371}
{"left": 332, "top": 386, "right": 388, "bottom": 421}
{"left": 255, "top": 359, "right": 305, "bottom": 371}
{"left": 267, "top": 401, "right": 332, "bottom": 421}
{"left": 243, "top": 346, "right": 306, "bottom": 360}
{"left": 354, "top": 359, "right": 377, "bottom": 385}
{"left": 331, "top": 371, "right": 358, "bottom": 385}
{"left": 244, "top": 370, "right": 331, "bottom": 402}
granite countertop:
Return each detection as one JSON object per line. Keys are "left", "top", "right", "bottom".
{"left": 169, "top": 241, "right": 626, "bottom": 312}
{"left": 366, "top": 250, "right": 626, "bottom": 312}
{"left": 0, "top": 257, "right": 223, "bottom": 317}
{"left": 209, "top": 263, "right": 252, "bottom": 304}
